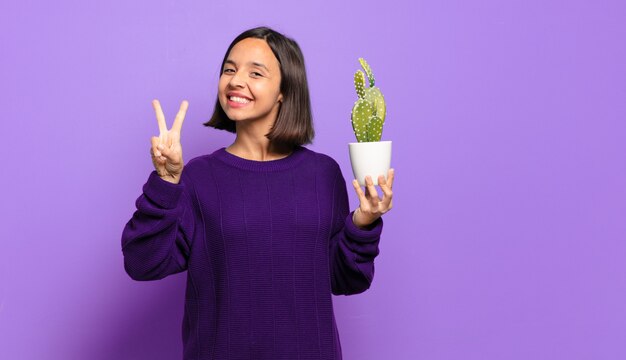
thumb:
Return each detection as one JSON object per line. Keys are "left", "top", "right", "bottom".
{"left": 158, "top": 143, "right": 181, "bottom": 163}
{"left": 151, "top": 136, "right": 164, "bottom": 158}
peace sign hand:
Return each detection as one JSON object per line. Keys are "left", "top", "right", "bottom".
{"left": 351, "top": 168, "right": 395, "bottom": 228}
{"left": 150, "top": 99, "right": 188, "bottom": 184}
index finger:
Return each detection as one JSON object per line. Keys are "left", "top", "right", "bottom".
{"left": 172, "top": 100, "right": 189, "bottom": 133}
{"left": 152, "top": 99, "right": 167, "bottom": 137}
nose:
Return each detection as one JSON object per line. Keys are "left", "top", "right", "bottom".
{"left": 228, "top": 70, "right": 246, "bottom": 88}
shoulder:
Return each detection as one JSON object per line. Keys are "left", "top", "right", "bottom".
{"left": 185, "top": 146, "right": 228, "bottom": 169}
{"left": 301, "top": 147, "right": 341, "bottom": 174}
{"left": 179, "top": 149, "right": 224, "bottom": 184}
{"left": 300, "top": 146, "right": 339, "bottom": 169}
{"left": 299, "top": 147, "right": 344, "bottom": 184}
{"left": 183, "top": 154, "right": 214, "bottom": 173}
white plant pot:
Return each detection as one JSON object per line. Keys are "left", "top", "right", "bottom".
{"left": 348, "top": 140, "right": 392, "bottom": 186}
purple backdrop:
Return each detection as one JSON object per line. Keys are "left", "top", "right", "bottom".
{"left": 1, "top": 0, "right": 625, "bottom": 359}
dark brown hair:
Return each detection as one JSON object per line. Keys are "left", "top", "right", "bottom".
{"left": 204, "top": 26, "right": 315, "bottom": 147}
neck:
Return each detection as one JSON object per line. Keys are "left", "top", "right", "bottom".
{"left": 227, "top": 124, "right": 293, "bottom": 161}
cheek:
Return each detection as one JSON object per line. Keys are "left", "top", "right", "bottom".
{"left": 250, "top": 82, "right": 281, "bottom": 101}
{"left": 218, "top": 77, "right": 227, "bottom": 94}
{"left": 218, "top": 81, "right": 230, "bottom": 105}
{"left": 272, "top": 81, "right": 282, "bottom": 99}
{"left": 217, "top": 83, "right": 228, "bottom": 107}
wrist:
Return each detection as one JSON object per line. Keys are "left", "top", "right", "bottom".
{"left": 352, "top": 209, "right": 372, "bottom": 229}
{"left": 158, "top": 173, "right": 181, "bottom": 185}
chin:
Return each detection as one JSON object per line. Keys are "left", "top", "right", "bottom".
{"left": 224, "top": 110, "right": 244, "bottom": 121}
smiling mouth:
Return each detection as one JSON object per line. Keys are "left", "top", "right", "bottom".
{"left": 228, "top": 96, "right": 252, "bottom": 104}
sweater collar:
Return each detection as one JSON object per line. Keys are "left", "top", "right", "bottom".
{"left": 213, "top": 145, "right": 309, "bottom": 172}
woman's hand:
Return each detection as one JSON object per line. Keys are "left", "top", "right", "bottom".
{"left": 351, "top": 168, "right": 395, "bottom": 228}
{"left": 150, "top": 99, "right": 188, "bottom": 184}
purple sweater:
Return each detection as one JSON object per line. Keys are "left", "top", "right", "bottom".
{"left": 121, "top": 145, "right": 383, "bottom": 360}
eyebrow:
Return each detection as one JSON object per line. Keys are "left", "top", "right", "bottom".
{"left": 224, "top": 59, "right": 269, "bottom": 72}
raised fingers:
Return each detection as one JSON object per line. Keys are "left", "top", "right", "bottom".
{"left": 378, "top": 170, "right": 394, "bottom": 210}
{"left": 352, "top": 179, "right": 367, "bottom": 204}
{"left": 385, "top": 168, "right": 395, "bottom": 189}
{"left": 172, "top": 100, "right": 189, "bottom": 134}
{"left": 152, "top": 99, "right": 167, "bottom": 138}
{"left": 378, "top": 169, "right": 394, "bottom": 192}
{"left": 365, "top": 175, "right": 380, "bottom": 208}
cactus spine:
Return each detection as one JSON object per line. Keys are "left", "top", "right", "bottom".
{"left": 351, "top": 58, "right": 386, "bottom": 142}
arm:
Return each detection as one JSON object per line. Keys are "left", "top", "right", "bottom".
{"left": 121, "top": 170, "right": 196, "bottom": 281}
{"left": 329, "top": 169, "right": 383, "bottom": 295}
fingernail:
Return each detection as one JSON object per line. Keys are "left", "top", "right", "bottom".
{"left": 157, "top": 144, "right": 164, "bottom": 150}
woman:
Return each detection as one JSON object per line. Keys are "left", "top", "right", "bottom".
{"left": 122, "top": 26, "right": 394, "bottom": 360}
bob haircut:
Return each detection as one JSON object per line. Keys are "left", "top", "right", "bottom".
{"left": 204, "top": 26, "right": 315, "bottom": 147}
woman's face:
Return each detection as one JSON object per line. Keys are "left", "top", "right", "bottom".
{"left": 218, "top": 38, "right": 283, "bottom": 125}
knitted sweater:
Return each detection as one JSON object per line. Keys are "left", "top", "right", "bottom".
{"left": 121, "top": 145, "right": 383, "bottom": 360}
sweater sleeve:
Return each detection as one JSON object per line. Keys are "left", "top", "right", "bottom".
{"left": 121, "top": 170, "right": 196, "bottom": 281}
{"left": 329, "top": 166, "right": 383, "bottom": 295}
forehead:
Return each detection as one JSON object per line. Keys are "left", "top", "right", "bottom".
{"left": 227, "top": 38, "right": 279, "bottom": 69}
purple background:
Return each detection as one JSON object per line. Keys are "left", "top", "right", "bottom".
{"left": 1, "top": 0, "right": 625, "bottom": 359}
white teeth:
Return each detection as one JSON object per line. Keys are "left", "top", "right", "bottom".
{"left": 229, "top": 96, "right": 250, "bottom": 104}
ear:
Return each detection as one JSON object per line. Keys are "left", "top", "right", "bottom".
{"left": 277, "top": 93, "right": 283, "bottom": 103}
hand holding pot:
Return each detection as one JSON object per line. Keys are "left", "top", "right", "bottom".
{"left": 351, "top": 168, "right": 395, "bottom": 228}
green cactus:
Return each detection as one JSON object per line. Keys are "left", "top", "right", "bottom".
{"left": 359, "top": 58, "right": 375, "bottom": 87}
{"left": 351, "top": 58, "right": 386, "bottom": 142}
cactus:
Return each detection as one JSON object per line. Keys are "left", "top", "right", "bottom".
{"left": 351, "top": 58, "right": 386, "bottom": 142}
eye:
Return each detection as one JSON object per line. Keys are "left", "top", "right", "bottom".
{"left": 251, "top": 72, "right": 263, "bottom": 78}
{"left": 223, "top": 68, "right": 235, "bottom": 74}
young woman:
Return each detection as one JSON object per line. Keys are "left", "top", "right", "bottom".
{"left": 122, "top": 26, "right": 394, "bottom": 360}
